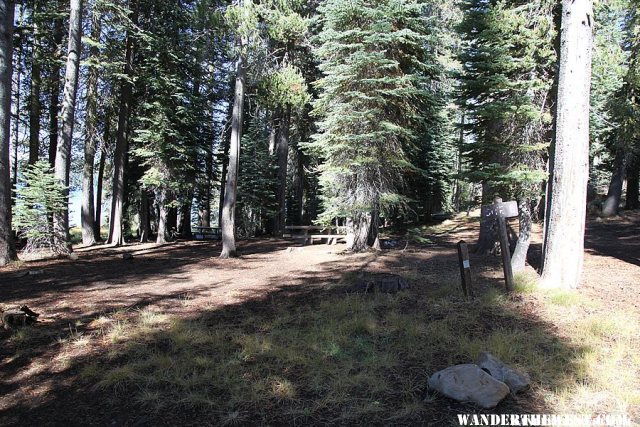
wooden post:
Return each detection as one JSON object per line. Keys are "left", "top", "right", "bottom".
{"left": 494, "top": 197, "right": 515, "bottom": 292}
{"left": 457, "top": 240, "right": 474, "bottom": 297}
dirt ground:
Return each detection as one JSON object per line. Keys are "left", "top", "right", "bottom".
{"left": 0, "top": 212, "right": 638, "bottom": 426}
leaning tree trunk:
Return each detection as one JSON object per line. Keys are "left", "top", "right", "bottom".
{"left": 0, "top": 1, "right": 17, "bottom": 266}
{"left": 81, "top": 8, "right": 100, "bottom": 246}
{"left": 511, "top": 198, "right": 532, "bottom": 272}
{"left": 541, "top": 0, "right": 593, "bottom": 290}
{"left": 53, "top": 0, "right": 83, "bottom": 255}
{"left": 220, "top": 54, "right": 246, "bottom": 259}
{"left": 602, "top": 150, "right": 625, "bottom": 217}
{"left": 107, "top": 0, "right": 137, "bottom": 246}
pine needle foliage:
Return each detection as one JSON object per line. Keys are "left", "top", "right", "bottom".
{"left": 310, "top": 0, "right": 432, "bottom": 228}
{"left": 13, "top": 161, "right": 67, "bottom": 254}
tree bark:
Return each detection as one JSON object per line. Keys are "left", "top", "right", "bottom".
{"left": 476, "top": 181, "right": 498, "bottom": 254}
{"left": 53, "top": 0, "right": 83, "bottom": 255}
{"left": 0, "top": 0, "right": 17, "bottom": 266}
{"left": 107, "top": 0, "right": 137, "bottom": 246}
{"left": 220, "top": 54, "right": 246, "bottom": 259}
{"left": 541, "top": 0, "right": 593, "bottom": 289}
{"left": 292, "top": 145, "right": 304, "bottom": 225}
{"left": 511, "top": 198, "right": 531, "bottom": 272}
{"left": 28, "top": 0, "right": 41, "bottom": 165}
{"left": 625, "top": 156, "right": 639, "bottom": 210}
{"left": 156, "top": 189, "right": 168, "bottom": 244}
{"left": 180, "top": 198, "right": 193, "bottom": 239}
{"left": 217, "top": 96, "right": 233, "bottom": 227}
{"left": 602, "top": 150, "right": 625, "bottom": 217}
{"left": 139, "top": 189, "right": 150, "bottom": 242}
{"left": 93, "top": 119, "right": 108, "bottom": 240}
{"left": 81, "top": 7, "right": 100, "bottom": 246}
{"left": 346, "top": 212, "right": 372, "bottom": 252}
{"left": 274, "top": 106, "right": 290, "bottom": 236}
{"left": 48, "top": 0, "right": 63, "bottom": 167}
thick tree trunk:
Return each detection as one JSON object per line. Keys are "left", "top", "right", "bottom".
{"left": 541, "top": 0, "right": 593, "bottom": 289}
{"left": 81, "top": 9, "right": 100, "bottom": 246}
{"left": 274, "top": 106, "right": 290, "bottom": 236}
{"left": 626, "top": 157, "right": 640, "bottom": 210}
{"left": 108, "top": 0, "right": 137, "bottom": 246}
{"left": 53, "top": 0, "right": 83, "bottom": 255}
{"left": 602, "top": 150, "right": 625, "bottom": 217}
{"left": 28, "top": 0, "right": 41, "bottom": 165}
{"left": 220, "top": 55, "right": 246, "bottom": 259}
{"left": 48, "top": 2, "right": 63, "bottom": 167}
{"left": 12, "top": 5, "right": 23, "bottom": 192}
{"left": 346, "top": 212, "right": 372, "bottom": 252}
{"left": 0, "top": 1, "right": 17, "bottom": 266}
{"left": 511, "top": 198, "right": 532, "bottom": 272}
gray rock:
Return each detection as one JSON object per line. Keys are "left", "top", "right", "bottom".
{"left": 69, "top": 253, "right": 79, "bottom": 261}
{"left": 477, "top": 352, "right": 531, "bottom": 394}
{"left": 123, "top": 253, "right": 134, "bottom": 260}
{"left": 428, "top": 364, "right": 510, "bottom": 409}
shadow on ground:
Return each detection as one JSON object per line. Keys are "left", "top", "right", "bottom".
{"left": 0, "top": 241, "right": 591, "bottom": 426}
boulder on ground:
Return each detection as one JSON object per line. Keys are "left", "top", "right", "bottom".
{"left": 477, "top": 352, "right": 530, "bottom": 394}
{"left": 428, "top": 364, "right": 510, "bottom": 409}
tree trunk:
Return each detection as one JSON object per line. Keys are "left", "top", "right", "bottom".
{"left": 93, "top": 120, "right": 108, "bottom": 240}
{"left": 602, "top": 150, "right": 625, "bottom": 217}
{"left": 540, "top": 0, "right": 593, "bottom": 290}
{"left": 107, "top": 0, "right": 137, "bottom": 246}
{"left": 180, "top": 199, "right": 193, "bottom": 239}
{"left": 346, "top": 212, "right": 372, "bottom": 252}
{"left": 292, "top": 145, "right": 304, "bottom": 225}
{"left": 139, "top": 189, "right": 150, "bottom": 242}
{"left": 156, "top": 189, "right": 168, "bottom": 244}
{"left": 217, "top": 96, "right": 233, "bottom": 227}
{"left": 81, "top": 8, "right": 100, "bottom": 246}
{"left": 0, "top": 1, "right": 17, "bottom": 266}
{"left": 12, "top": 5, "right": 23, "bottom": 192}
{"left": 53, "top": 0, "right": 83, "bottom": 255}
{"left": 476, "top": 181, "right": 498, "bottom": 254}
{"left": 625, "top": 157, "right": 639, "bottom": 210}
{"left": 274, "top": 106, "right": 290, "bottom": 236}
{"left": 220, "top": 54, "right": 246, "bottom": 259}
{"left": 48, "top": 1, "right": 63, "bottom": 167}
{"left": 511, "top": 198, "right": 532, "bottom": 272}
{"left": 28, "top": 0, "right": 41, "bottom": 165}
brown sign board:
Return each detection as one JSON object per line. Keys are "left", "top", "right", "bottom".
{"left": 481, "top": 200, "right": 519, "bottom": 220}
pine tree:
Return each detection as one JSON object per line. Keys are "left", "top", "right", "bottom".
{"left": 311, "top": 0, "right": 431, "bottom": 251}
{"left": 458, "top": 0, "right": 556, "bottom": 263}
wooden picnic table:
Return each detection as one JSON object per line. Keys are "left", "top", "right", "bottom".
{"left": 284, "top": 225, "right": 347, "bottom": 245}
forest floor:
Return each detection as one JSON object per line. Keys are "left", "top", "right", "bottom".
{"left": 0, "top": 211, "right": 639, "bottom": 426}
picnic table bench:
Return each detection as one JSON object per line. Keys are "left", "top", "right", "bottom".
{"left": 284, "top": 225, "right": 347, "bottom": 245}
{"left": 193, "top": 226, "right": 221, "bottom": 240}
